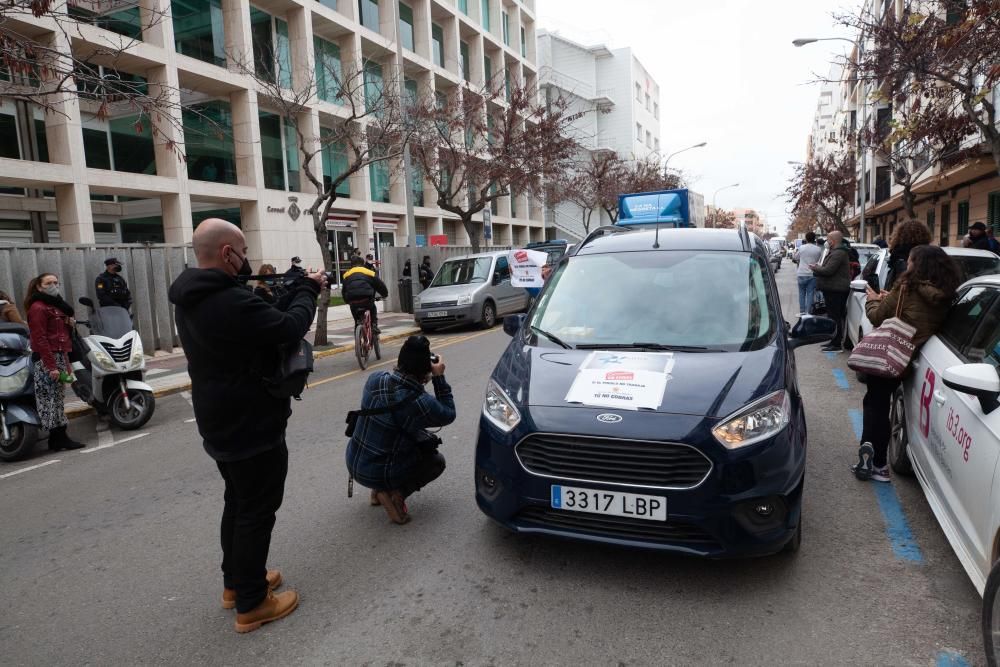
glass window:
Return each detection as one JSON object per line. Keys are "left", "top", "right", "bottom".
{"left": 33, "top": 119, "right": 49, "bottom": 163}
{"left": 120, "top": 216, "right": 165, "bottom": 243}
{"left": 958, "top": 200, "right": 970, "bottom": 235}
{"left": 654, "top": 102, "right": 659, "bottom": 119}
{"left": 83, "top": 127, "right": 112, "bottom": 170}
{"left": 520, "top": 26, "right": 526, "bottom": 57}
{"left": 459, "top": 0, "right": 468, "bottom": 14}
{"left": 315, "top": 37, "right": 342, "bottom": 103}
{"left": 173, "top": 0, "right": 226, "bottom": 67}
{"left": 496, "top": 255, "right": 510, "bottom": 279}
{"left": 645, "top": 92, "right": 651, "bottom": 111}
{"left": 69, "top": 3, "right": 141, "bottom": 39}
{"left": 284, "top": 120, "right": 300, "bottom": 191}
{"left": 481, "top": 0, "right": 490, "bottom": 30}
{"left": 926, "top": 208, "right": 935, "bottom": 237}
{"left": 398, "top": 3, "right": 414, "bottom": 51}
{"left": 990, "top": 192, "right": 1000, "bottom": 235}
{"left": 110, "top": 114, "right": 156, "bottom": 174}
{"left": 432, "top": 24, "right": 445, "bottom": 68}
{"left": 940, "top": 286, "right": 998, "bottom": 356}
{"left": 316, "top": 0, "right": 339, "bottom": 10}
{"left": 320, "top": 128, "right": 351, "bottom": 197}
{"left": 955, "top": 254, "right": 1000, "bottom": 283}
{"left": 358, "top": 0, "right": 380, "bottom": 32}
{"left": 460, "top": 41, "right": 470, "bottom": 81}
{"left": 635, "top": 82, "right": 641, "bottom": 100}
{"left": 504, "top": 68, "right": 511, "bottom": 101}
{"left": 502, "top": 11, "right": 509, "bottom": 45}
{"left": 404, "top": 77, "right": 418, "bottom": 104}
{"left": 970, "top": 300, "right": 1000, "bottom": 367}
{"left": 410, "top": 162, "right": 423, "bottom": 206}
{"left": 484, "top": 56, "right": 492, "bottom": 84}
{"left": 259, "top": 111, "right": 286, "bottom": 190}
{"left": 183, "top": 100, "right": 237, "bottom": 184}
{"left": 250, "top": 9, "right": 276, "bottom": 84}
{"left": 636, "top": 122, "right": 642, "bottom": 141}
{"left": 364, "top": 61, "right": 384, "bottom": 111}
{"left": 530, "top": 251, "right": 777, "bottom": 351}
{"left": 430, "top": 257, "right": 493, "bottom": 286}
{"left": 645, "top": 130, "right": 651, "bottom": 148}
{"left": 369, "top": 146, "right": 390, "bottom": 202}
{"left": 275, "top": 19, "right": 292, "bottom": 88}
{"left": 0, "top": 113, "right": 22, "bottom": 195}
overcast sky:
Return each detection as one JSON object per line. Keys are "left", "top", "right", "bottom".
{"left": 537, "top": 0, "right": 857, "bottom": 235}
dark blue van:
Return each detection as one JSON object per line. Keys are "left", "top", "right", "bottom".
{"left": 474, "top": 225, "right": 835, "bottom": 557}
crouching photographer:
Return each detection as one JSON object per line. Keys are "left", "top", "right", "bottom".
{"left": 345, "top": 336, "right": 456, "bottom": 524}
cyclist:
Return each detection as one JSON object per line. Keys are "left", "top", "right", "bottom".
{"left": 342, "top": 256, "right": 389, "bottom": 334}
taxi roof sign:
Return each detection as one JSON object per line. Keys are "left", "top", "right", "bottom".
{"left": 617, "top": 189, "right": 691, "bottom": 227}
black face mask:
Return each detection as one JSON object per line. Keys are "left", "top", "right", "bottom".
{"left": 229, "top": 249, "right": 252, "bottom": 277}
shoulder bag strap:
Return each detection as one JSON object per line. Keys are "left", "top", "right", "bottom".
{"left": 894, "top": 285, "right": 905, "bottom": 320}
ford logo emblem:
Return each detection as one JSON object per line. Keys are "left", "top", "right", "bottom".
{"left": 596, "top": 413, "right": 623, "bottom": 424}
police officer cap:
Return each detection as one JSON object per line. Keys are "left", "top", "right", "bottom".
{"left": 105, "top": 257, "right": 120, "bottom": 266}
{"left": 291, "top": 256, "right": 302, "bottom": 264}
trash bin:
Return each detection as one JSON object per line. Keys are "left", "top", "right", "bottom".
{"left": 398, "top": 277, "right": 414, "bottom": 314}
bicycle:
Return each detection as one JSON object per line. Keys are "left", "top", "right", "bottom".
{"left": 353, "top": 299, "right": 382, "bottom": 370}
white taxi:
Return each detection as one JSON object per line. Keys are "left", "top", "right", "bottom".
{"left": 845, "top": 247, "right": 1000, "bottom": 349}
{"left": 885, "top": 274, "right": 1000, "bottom": 661}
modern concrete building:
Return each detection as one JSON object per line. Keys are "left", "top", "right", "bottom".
{"left": 730, "top": 207, "right": 764, "bottom": 236}
{"left": 807, "top": 63, "right": 844, "bottom": 162}
{"left": 0, "top": 0, "right": 544, "bottom": 270}
{"left": 537, "top": 30, "right": 661, "bottom": 239}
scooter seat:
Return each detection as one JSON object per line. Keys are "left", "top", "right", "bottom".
{"left": 0, "top": 323, "right": 29, "bottom": 336}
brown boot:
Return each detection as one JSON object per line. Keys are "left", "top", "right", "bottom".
{"left": 234, "top": 590, "right": 299, "bottom": 633}
{"left": 375, "top": 490, "right": 410, "bottom": 525}
{"left": 222, "top": 569, "right": 283, "bottom": 610}
{"left": 369, "top": 489, "right": 380, "bottom": 507}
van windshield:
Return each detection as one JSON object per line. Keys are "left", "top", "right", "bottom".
{"left": 430, "top": 257, "right": 493, "bottom": 287}
{"left": 530, "top": 251, "right": 777, "bottom": 351}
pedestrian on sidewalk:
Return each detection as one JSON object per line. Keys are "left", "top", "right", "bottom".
{"left": 168, "top": 219, "right": 326, "bottom": 634}
{"left": 418, "top": 256, "right": 434, "bottom": 290}
{"left": 883, "top": 220, "right": 932, "bottom": 294}
{"left": 809, "top": 231, "right": 851, "bottom": 351}
{"left": 24, "top": 273, "right": 84, "bottom": 451}
{"left": 346, "top": 335, "right": 455, "bottom": 525}
{"left": 792, "top": 232, "right": 822, "bottom": 315}
{"left": 851, "top": 246, "right": 960, "bottom": 483}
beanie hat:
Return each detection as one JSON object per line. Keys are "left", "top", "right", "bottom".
{"left": 398, "top": 335, "right": 432, "bottom": 376}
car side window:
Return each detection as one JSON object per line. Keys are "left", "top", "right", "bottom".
{"left": 964, "top": 289, "right": 1000, "bottom": 365}
{"left": 939, "top": 287, "right": 997, "bottom": 360}
{"left": 496, "top": 256, "right": 511, "bottom": 280}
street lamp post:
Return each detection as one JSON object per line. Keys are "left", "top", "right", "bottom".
{"left": 663, "top": 142, "right": 707, "bottom": 176}
{"left": 793, "top": 36, "right": 867, "bottom": 243}
{"left": 710, "top": 182, "right": 739, "bottom": 228}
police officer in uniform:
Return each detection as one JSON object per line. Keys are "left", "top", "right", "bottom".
{"left": 96, "top": 257, "right": 132, "bottom": 310}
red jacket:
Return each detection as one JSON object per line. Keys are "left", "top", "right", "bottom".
{"left": 27, "top": 300, "right": 72, "bottom": 371}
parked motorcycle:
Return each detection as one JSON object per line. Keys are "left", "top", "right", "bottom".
{"left": 71, "top": 298, "right": 155, "bottom": 430}
{"left": 0, "top": 323, "right": 40, "bottom": 461}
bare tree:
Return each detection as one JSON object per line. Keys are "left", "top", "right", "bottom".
{"left": 786, "top": 152, "right": 856, "bottom": 234}
{"left": 547, "top": 152, "right": 624, "bottom": 234}
{"left": 599, "top": 156, "right": 683, "bottom": 223}
{"left": 707, "top": 207, "right": 736, "bottom": 229}
{"left": 409, "top": 81, "right": 582, "bottom": 252}
{"left": 235, "top": 49, "right": 413, "bottom": 345}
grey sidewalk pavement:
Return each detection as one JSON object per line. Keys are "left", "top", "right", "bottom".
{"left": 65, "top": 312, "right": 420, "bottom": 417}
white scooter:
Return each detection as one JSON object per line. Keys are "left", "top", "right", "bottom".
{"left": 71, "top": 297, "right": 155, "bottom": 430}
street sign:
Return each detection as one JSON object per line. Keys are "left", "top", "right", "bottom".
{"left": 483, "top": 209, "right": 493, "bottom": 240}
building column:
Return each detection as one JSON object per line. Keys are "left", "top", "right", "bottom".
{"left": 42, "top": 24, "right": 94, "bottom": 242}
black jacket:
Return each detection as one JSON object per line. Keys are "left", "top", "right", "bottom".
{"left": 168, "top": 268, "right": 320, "bottom": 462}
{"left": 969, "top": 235, "right": 992, "bottom": 251}
{"left": 96, "top": 271, "right": 132, "bottom": 309}
{"left": 884, "top": 243, "right": 915, "bottom": 292}
{"left": 341, "top": 266, "right": 389, "bottom": 303}
{"left": 418, "top": 262, "right": 434, "bottom": 288}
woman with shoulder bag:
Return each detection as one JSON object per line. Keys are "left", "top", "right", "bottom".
{"left": 25, "top": 273, "right": 84, "bottom": 451}
{"left": 850, "top": 246, "right": 961, "bottom": 482}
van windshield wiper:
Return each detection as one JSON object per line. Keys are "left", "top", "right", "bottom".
{"left": 575, "top": 342, "right": 724, "bottom": 352}
{"left": 529, "top": 325, "right": 573, "bottom": 349}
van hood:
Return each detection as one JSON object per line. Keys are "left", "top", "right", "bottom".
{"left": 418, "top": 284, "right": 480, "bottom": 302}
{"left": 492, "top": 340, "right": 784, "bottom": 419}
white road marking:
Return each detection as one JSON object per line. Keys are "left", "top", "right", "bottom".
{"left": 184, "top": 418, "right": 196, "bottom": 423}
{"left": 180, "top": 391, "right": 193, "bottom": 407}
{"left": 79, "top": 432, "right": 149, "bottom": 454}
{"left": 0, "top": 459, "right": 61, "bottom": 479}
{"left": 146, "top": 368, "right": 170, "bottom": 377}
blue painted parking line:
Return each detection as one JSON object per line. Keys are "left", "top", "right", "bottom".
{"left": 824, "top": 351, "right": 837, "bottom": 360}
{"left": 936, "top": 649, "right": 971, "bottom": 666}
{"left": 849, "top": 409, "right": 924, "bottom": 563}
{"left": 831, "top": 368, "right": 850, "bottom": 390}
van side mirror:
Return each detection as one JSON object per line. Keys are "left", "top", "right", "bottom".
{"left": 943, "top": 364, "right": 1000, "bottom": 414}
{"left": 79, "top": 296, "right": 94, "bottom": 308}
{"left": 493, "top": 272, "right": 503, "bottom": 286}
{"left": 787, "top": 315, "right": 836, "bottom": 349}
{"left": 503, "top": 313, "right": 526, "bottom": 337}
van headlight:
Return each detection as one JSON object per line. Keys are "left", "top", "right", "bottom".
{"left": 712, "top": 390, "right": 790, "bottom": 449}
{"left": 456, "top": 294, "right": 473, "bottom": 306}
{"left": 483, "top": 379, "right": 520, "bottom": 432}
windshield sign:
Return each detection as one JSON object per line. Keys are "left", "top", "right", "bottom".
{"left": 430, "top": 257, "right": 494, "bottom": 287}
{"left": 530, "top": 251, "right": 777, "bottom": 351}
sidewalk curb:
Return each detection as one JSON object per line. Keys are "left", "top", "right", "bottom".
{"left": 66, "top": 326, "right": 421, "bottom": 420}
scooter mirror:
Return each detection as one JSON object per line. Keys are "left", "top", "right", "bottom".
{"left": 79, "top": 296, "right": 94, "bottom": 308}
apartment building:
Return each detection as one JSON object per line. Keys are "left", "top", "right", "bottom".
{"left": 0, "top": 0, "right": 543, "bottom": 269}
{"left": 830, "top": 0, "right": 1000, "bottom": 245}
{"left": 730, "top": 207, "right": 764, "bottom": 236}
{"left": 807, "top": 63, "right": 844, "bottom": 162}
{"left": 537, "top": 30, "right": 661, "bottom": 239}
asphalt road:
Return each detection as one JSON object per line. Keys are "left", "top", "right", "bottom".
{"left": 0, "top": 265, "right": 984, "bottom": 666}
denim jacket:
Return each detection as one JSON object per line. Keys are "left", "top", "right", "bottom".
{"left": 345, "top": 369, "right": 456, "bottom": 490}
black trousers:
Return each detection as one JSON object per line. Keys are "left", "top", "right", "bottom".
{"left": 861, "top": 376, "right": 901, "bottom": 468}
{"left": 216, "top": 442, "right": 288, "bottom": 613}
{"left": 823, "top": 289, "right": 849, "bottom": 348}
{"left": 398, "top": 450, "right": 446, "bottom": 498}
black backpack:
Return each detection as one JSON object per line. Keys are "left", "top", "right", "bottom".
{"left": 263, "top": 339, "right": 314, "bottom": 400}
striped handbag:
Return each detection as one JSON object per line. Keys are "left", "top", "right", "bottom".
{"left": 847, "top": 287, "right": 917, "bottom": 379}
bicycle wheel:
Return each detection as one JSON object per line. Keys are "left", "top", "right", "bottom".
{"left": 373, "top": 330, "right": 381, "bottom": 360}
{"left": 355, "top": 323, "right": 369, "bottom": 370}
